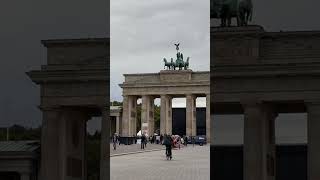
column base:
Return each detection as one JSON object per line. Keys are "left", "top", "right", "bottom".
{"left": 118, "top": 137, "right": 136, "bottom": 145}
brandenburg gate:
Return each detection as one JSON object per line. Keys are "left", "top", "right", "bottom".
{"left": 119, "top": 46, "right": 210, "bottom": 142}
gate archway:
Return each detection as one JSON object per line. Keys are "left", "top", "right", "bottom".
{"left": 27, "top": 38, "right": 109, "bottom": 180}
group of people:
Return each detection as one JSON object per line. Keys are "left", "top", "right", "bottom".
{"left": 140, "top": 133, "right": 147, "bottom": 149}
{"left": 111, "top": 132, "right": 197, "bottom": 153}
{"left": 161, "top": 134, "right": 195, "bottom": 160}
{"left": 112, "top": 133, "right": 121, "bottom": 150}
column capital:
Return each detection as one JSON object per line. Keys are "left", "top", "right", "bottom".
{"left": 186, "top": 94, "right": 196, "bottom": 98}
{"left": 241, "top": 100, "right": 278, "bottom": 118}
{"left": 160, "top": 94, "right": 172, "bottom": 99}
{"left": 305, "top": 99, "right": 320, "bottom": 106}
{"left": 240, "top": 98, "right": 263, "bottom": 108}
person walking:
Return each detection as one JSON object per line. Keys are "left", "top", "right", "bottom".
{"left": 192, "top": 136, "right": 195, "bottom": 147}
{"left": 118, "top": 134, "right": 121, "bottom": 145}
{"left": 144, "top": 135, "right": 147, "bottom": 148}
{"left": 141, "top": 133, "right": 146, "bottom": 149}
{"left": 160, "top": 134, "right": 163, "bottom": 145}
{"left": 112, "top": 133, "right": 117, "bottom": 150}
{"left": 163, "top": 135, "right": 172, "bottom": 160}
{"left": 184, "top": 136, "right": 188, "bottom": 147}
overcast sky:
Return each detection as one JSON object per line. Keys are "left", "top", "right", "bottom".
{"left": 0, "top": 0, "right": 319, "bottom": 142}
{"left": 110, "top": 0, "right": 210, "bottom": 108}
{"left": 0, "top": 0, "right": 108, "bottom": 128}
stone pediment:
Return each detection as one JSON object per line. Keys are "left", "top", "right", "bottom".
{"left": 211, "top": 25, "right": 320, "bottom": 66}
{"left": 42, "top": 38, "right": 109, "bottom": 65}
{"left": 120, "top": 70, "right": 209, "bottom": 97}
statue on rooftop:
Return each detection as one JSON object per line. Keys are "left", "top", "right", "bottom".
{"left": 211, "top": 0, "right": 253, "bottom": 27}
{"left": 163, "top": 43, "right": 190, "bottom": 70}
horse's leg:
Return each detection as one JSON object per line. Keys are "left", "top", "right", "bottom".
{"left": 236, "top": 15, "right": 240, "bottom": 26}
{"left": 221, "top": 18, "right": 225, "bottom": 27}
{"left": 246, "top": 10, "right": 251, "bottom": 25}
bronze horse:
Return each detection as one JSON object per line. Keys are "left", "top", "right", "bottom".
{"left": 211, "top": 0, "right": 253, "bottom": 27}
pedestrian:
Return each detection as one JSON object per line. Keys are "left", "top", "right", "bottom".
{"left": 184, "top": 136, "right": 188, "bottom": 147}
{"left": 118, "top": 134, "right": 121, "bottom": 145}
{"left": 134, "top": 135, "right": 137, "bottom": 144}
{"left": 192, "top": 136, "right": 195, "bottom": 147}
{"left": 160, "top": 134, "right": 163, "bottom": 145}
{"left": 144, "top": 135, "right": 147, "bottom": 148}
{"left": 141, "top": 133, "right": 145, "bottom": 149}
{"left": 163, "top": 135, "right": 172, "bottom": 160}
{"left": 112, "top": 133, "right": 117, "bottom": 150}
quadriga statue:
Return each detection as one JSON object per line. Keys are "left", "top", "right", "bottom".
{"left": 211, "top": 0, "right": 253, "bottom": 27}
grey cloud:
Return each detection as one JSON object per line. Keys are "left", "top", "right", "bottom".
{"left": 111, "top": 0, "right": 210, "bottom": 101}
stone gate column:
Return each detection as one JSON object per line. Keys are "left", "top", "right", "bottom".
{"left": 186, "top": 94, "right": 196, "bottom": 136}
{"left": 148, "top": 97, "right": 155, "bottom": 136}
{"left": 306, "top": 101, "right": 320, "bottom": 180}
{"left": 141, "top": 95, "right": 147, "bottom": 135}
{"left": 128, "top": 96, "right": 137, "bottom": 136}
{"left": 20, "top": 173, "right": 30, "bottom": 180}
{"left": 141, "top": 95, "right": 153, "bottom": 135}
{"left": 100, "top": 106, "right": 109, "bottom": 180}
{"left": 206, "top": 94, "right": 211, "bottom": 143}
{"left": 121, "top": 95, "right": 129, "bottom": 136}
{"left": 116, "top": 115, "right": 120, "bottom": 134}
{"left": 123, "top": 95, "right": 137, "bottom": 136}
{"left": 142, "top": 95, "right": 155, "bottom": 136}
{"left": 160, "top": 95, "right": 167, "bottom": 135}
{"left": 40, "top": 106, "right": 90, "bottom": 180}
{"left": 166, "top": 96, "right": 172, "bottom": 135}
{"left": 242, "top": 101, "right": 277, "bottom": 180}
{"left": 39, "top": 106, "right": 61, "bottom": 180}
{"left": 64, "top": 110, "right": 88, "bottom": 180}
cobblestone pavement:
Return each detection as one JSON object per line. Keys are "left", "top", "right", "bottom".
{"left": 111, "top": 145, "right": 210, "bottom": 180}
{"left": 110, "top": 143, "right": 164, "bottom": 156}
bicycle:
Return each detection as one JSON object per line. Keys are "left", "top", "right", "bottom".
{"left": 165, "top": 146, "right": 172, "bottom": 160}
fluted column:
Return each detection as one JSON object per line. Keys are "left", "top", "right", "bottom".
{"left": 128, "top": 96, "right": 137, "bottom": 136}
{"left": 40, "top": 106, "right": 89, "bottom": 180}
{"left": 160, "top": 95, "right": 167, "bottom": 135}
{"left": 20, "top": 173, "right": 30, "bottom": 180}
{"left": 142, "top": 95, "right": 155, "bottom": 136}
{"left": 148, "top": 97, "right": 155, "bottom": 136}
{"left": 206, "top": 94, "right": 210, "bottom": 143}
{"left": 39, "top": 106, "right": 61, "bottom": 180}
{"left": 116, "top": 115, "right": 120, "bottom": 134}
{"left": 122, "top": 96, "right": 129, "bottom": 136}
{"left": 166, "top": 96, "right": 172, "bottom": 135}
{"left": 141, "top": 96, "right": 147, "bottom": 135}
{"left": 100, "top": 106, "right": 109, "bottom": 180}
{"left": 306, "top": 101, "right": 320, "bottom": 180}
{"left": 242, "top": 101, "right": 277, "bottom": 180}
{"left": 186, "top": 94, "right": 196, "bottom": 136}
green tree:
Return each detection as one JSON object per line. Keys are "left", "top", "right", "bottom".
{"left": 154, "top": 105, "right": 160, "bottom": 133}
{"left": 110, "top": 101, "right": 122, "bottom": 106}
{"left": 136, "top": 103, "right": 141, "bottom": 133}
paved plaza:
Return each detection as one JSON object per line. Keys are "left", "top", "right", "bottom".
{"left": 111, "top": 145, "right": 210, "bottom": 180}
{"left": 110, "top": 143, "right": 164, "bottom": 156}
